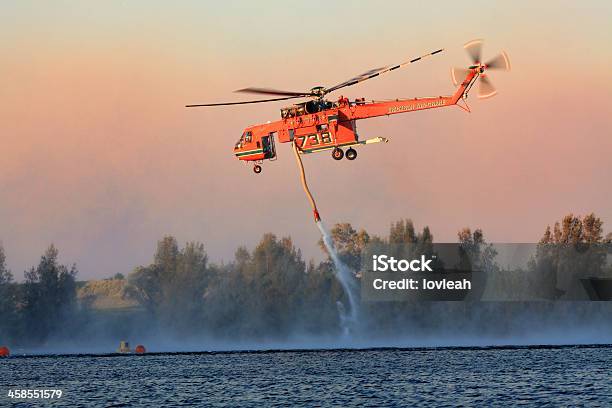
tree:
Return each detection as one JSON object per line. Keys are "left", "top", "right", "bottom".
{"left": 22, "top": 244, "right": 78, "bottom": 344}
{"left": 535, "top": 213, "right": 609, "bottom": 299}
{"left": 541, "top": 213, "right": 605, "bottom": 246}
{"left": 125, "top": 236, "right": 210, "bottom": 331}
{"left": 0, "top": 244, "right": 17, "bottom": 342}
{"left": 202, "top": 233, "right": 321, "bottom": 338}
{"left": 247, "top": 234, "right": 306, "bottom": 335}
{"left": 0, "top": 244, "right": 12, "bottom": 285}
{"left": 415, "top": 226, "right": 434, "bottom": 259}
{"left": 582, "top": 213, "right": 604, "bottom": 243}
{"left": 457, "top": 228, "right": 498, "bottom": 273}
{"left": 125, "top": 236, "right": 179, "bottom": 316}
{"left": 389, "top": 219, "right": 417, "bottom": 245}
{"left": 164, "top": 241, "right": 209, "bottom": 330}
{"left": 386, "top": 220, "right": 436, "bottom": 266}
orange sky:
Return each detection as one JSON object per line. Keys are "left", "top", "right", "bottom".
{"left": 1, "top": 1, "right": 611, "bottom": 279}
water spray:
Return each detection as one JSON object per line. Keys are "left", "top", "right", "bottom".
{"left": 291, "top": 141, "right": 359, "bottom": 335}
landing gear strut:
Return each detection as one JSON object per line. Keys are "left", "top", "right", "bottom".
{"left": 345, "top": 148, "right": 357, "bottom": 160}
{"left": 332, "top": 147, "right": 344, "bottom": 160}
{"left": 253, "top": 164, "right": 262, "bottom": 174}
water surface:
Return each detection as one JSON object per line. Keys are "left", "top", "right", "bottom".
{"left": 2, "top": 345, "right": 610, "bottom": 406}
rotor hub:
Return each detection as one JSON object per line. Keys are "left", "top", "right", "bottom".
{"left": 310, "top": 86, "right": 326, "bottom": 97}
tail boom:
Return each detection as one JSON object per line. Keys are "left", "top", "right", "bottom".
{"left": 348, "top": 68, "right": 478, "bottom": 120}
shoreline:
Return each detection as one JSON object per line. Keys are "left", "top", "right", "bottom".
{"left": 4, "top": 342, "right": 611, "bottom": 359}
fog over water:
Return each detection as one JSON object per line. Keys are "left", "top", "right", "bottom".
{"left": 8, "top": 300, "right": 612, "bottom": 356}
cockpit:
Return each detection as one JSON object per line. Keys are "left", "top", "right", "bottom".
{"left": 234, "top": 131, "right": 252, "bottom": 150}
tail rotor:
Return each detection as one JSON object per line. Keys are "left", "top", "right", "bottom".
{"left": 452, "top": 39, "right": 511, "bottom": 99}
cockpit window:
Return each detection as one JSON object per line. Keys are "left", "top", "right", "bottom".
{"left": 235, "top": 132, "right": 246, "bottom": 149}
{"left": 245, "top": 131, "right": 252, "bottom": 143}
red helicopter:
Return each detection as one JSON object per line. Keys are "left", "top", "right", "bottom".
{"left": 187, "top": 39, "right": 510, "bottom": 174}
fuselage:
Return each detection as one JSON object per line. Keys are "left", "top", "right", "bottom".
{"left": 233, "top": 67, "right": 479, "bottom": 162}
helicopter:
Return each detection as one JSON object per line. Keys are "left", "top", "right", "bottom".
{"left": 187, "top": 39, "right": 510, "bottom": 174}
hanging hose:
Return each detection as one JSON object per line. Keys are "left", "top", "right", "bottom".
{"left": 291, "top": 141, "right": 321, "bottom": 222}
{"left": 292, "top": 142, "right": 359, "bottom": 332}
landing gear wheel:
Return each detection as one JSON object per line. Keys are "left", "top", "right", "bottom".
{"left": 253, "top": 164, "right": 262, "bottom": 174}
{"left": 346, "top": 148, "right": 357, "bottom": 160}
{"left": 332, "top": 147, "right": 344, "bottom": 160}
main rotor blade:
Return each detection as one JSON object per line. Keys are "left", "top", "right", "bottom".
{"left": 485, "top": 51, "right": 511, "bottom": 71}
{"left": 478, "top": 75, "right": 497, "bottom": 99}
{"left": 235, "top": 87, "right": 312, "bottom": 97}
{"left": 325, "top": 66, "right": 388, "bottom": 93}
{"left": 185, "top": 95, "right": 303, "bottom": 107}
{"left": 325, "top": 48, "right": 444, "bottom": 94}
{"left": 464, "top": 39, "right": 483, "bottom": 64}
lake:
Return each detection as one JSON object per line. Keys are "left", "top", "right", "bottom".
{"left": 1, "top": 345, "right": 610, "bottom": 406}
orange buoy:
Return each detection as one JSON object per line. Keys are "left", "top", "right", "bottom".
{"left": 135, "top": 345, "right": 146, "bottom": 354}
{"left": 0, "top": 346, "right": 9, "bottom": 357}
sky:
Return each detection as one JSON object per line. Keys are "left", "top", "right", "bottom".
{"left": 1, "top": 0, "right": 611, "bottom": 280}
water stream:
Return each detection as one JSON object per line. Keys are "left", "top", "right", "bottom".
{"left": 316, "top": 220, "right": 360, "bottom": 336}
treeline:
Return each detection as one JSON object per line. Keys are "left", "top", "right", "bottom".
{"left": 530, "top": 213, "right": 612, "bottom": 299}
{"left": 1, "top": 213, "right": 611, "bottom": 348}
{"left": 124, "top": 234, "right": 345, "bottom": 339}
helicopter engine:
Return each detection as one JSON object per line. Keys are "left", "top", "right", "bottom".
{"left": 304, "top": 99, "right": 334, "bottom": 114}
